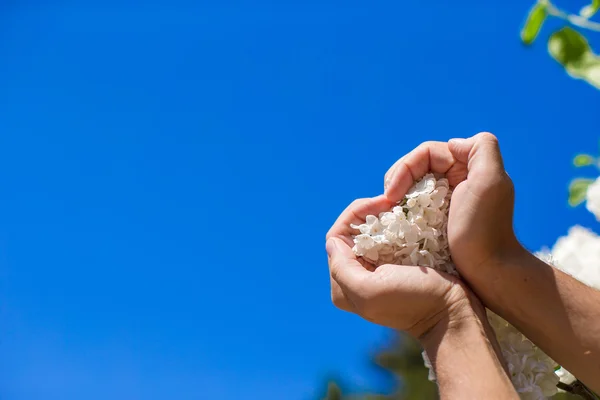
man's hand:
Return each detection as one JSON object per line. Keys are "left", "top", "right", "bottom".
{"left": 326, "top": 194, "right": 518, "bottom": 399}
{"left": 384, "top": 133, "right": 519, "bottom": 281}
{"left": 325, "top": 195, "right": 468, "bottom": 338}
{"left": 383, "top": 132, "right": 600, "bottom": 392}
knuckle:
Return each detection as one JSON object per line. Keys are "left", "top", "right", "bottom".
{"left": 477, "top": 131, "right": 499, "bottom": 144}
{"left": 503, "top": 172, "right": 515, "bottom": 194}
{"left": 418, "top": 140, "right": 445, "bottom": 152}
{"left": 331, "top": 292, "right": 348, "bottom": 310}
{"left": 349, "top": 198, "right": 369, "bottom": 209}
{"left": 415, "top": 141, "right": 434, "bottom": 154}
{"left": 348, "top": 198, "right": 371, "bottom": 218}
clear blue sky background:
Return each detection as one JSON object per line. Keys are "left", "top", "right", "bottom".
{"left": 0, "top": 1, "right": 599, "bottom": 399}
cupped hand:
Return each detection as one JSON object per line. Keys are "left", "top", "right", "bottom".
{"left": 383, "top": 133, "right": 519, "bottom": 283}
{"left": 325, "top": 195, "right": 470, "bottom": 338}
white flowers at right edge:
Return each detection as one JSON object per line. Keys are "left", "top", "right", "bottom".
{"left": 586, "top": 177, "right": 600, "bottom": 221}
{"left": 533, "top": 228, "right": 600, "bottom": 392}
{"left": 487, "top": 311, "right": 559, "bottom": 400}
{"left": 551, "top": 225, "right": 600, "bottom": 290}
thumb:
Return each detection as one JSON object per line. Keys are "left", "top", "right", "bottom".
{"left": 449, "top": 132, "right": 505, "bottom": 175}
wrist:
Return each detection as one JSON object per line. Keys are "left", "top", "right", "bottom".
{"left": 418, "top": 285, "right": 487, "bottom": 347}
{"left": 406, "top": 281, "right": 489, "bottom": 346}
{"left": 417, "top": 289, "right": 518, "bottom": 399}
{"left": 460, "top": 236, "right": 526, "bottom": 292}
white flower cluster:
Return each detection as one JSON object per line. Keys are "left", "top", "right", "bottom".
{"left": 350, "top": 174, "right": 456, "bottom": 276}
{"left": 487, "top": 311, "right": 559, "bottom": 399}
{"left": 534, "top": 223, "right": 600, "bottom": 393}
{"left": 551, "top": 225, "right": 600, "bottom": 290}
{"left": 586, "top": 177, "right": 600, "bottom": 221}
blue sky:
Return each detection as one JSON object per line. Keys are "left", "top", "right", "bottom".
{"left": 0, "top": 1, "right": 599, "bottom": 399}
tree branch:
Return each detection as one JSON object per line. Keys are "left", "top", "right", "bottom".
{"left": 545, "top": 1, "right": 600, "bottom": 32}
{"left": 557, "top": 380, "right": 599, "bottom": 400}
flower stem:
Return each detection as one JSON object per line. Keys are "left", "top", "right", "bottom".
{"left": 557, "top": 380, "right": 599, "bottom": 400}
{"left": 543, "top": 0, "right": 600, "bottom": 32}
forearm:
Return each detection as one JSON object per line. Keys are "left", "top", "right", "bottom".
{"left": 469, "top": 245, "right": 600, "bottom": 391}
{"left": 419, "top": 295, "right": 517, "bottom": 400}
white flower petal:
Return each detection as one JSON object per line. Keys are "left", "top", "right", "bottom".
{"left": 586, "top": 177, "right": 600, "bottom": 221}
{"left": 551, "top": 225, "right": 600, "bottom": 290}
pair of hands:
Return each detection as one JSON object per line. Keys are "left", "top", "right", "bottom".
{"left": 326, "top": 133, "right": 518, "bottom": 339}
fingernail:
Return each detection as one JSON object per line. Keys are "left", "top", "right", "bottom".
{"left": 449, "top": 138, "right": 466, "bottom": 145}
{"left": 384, "top": 167, "right": 397, "bottom": 193}
{"left": 384, "top": 176, "right": 392, "bottom": 192}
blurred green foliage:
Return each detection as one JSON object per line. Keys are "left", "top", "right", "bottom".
{"left": 318, "top": 333, "right": 584, "bottom": 399}
{"left": 319, "top": 332, "right": 437, "bottom": 400}
{"left": 522, "top": 0, "right": 600, "bottom": 90}
{"left": 522, "top": 3, "right": 548, "bottom": 44}
{"left": 573, "top": 154, "right": 596, "bottom": 167}
{"left": 569, "top": 178, "right": 594, "bottom": 206}
{"left": 568, "top": 149, "right": 599, "bottom": 207}
{"left": 549, "top": 27, "right": 600, "bottom": 89}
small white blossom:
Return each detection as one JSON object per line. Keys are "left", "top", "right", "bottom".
{"left": 534, "top": 249, "right": 555, "bottom": 266}
{"left": 354, "top": 234, "right": 375, "bottom": 252}
{"left": 422, "top": 350, "right": 436, "bottom": 381}
{"left": 405, "top": 174, "right": 436, "bottom": 198}
{"left": 350, "top": 174, "right": 456, "bottom": 275}
{"left": 586, "top": 177, "right": 600, "bottom": 221}
{"left": 487, "top": 312, "right": 559, "bottom": 399}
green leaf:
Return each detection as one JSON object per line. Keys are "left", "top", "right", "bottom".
{"left": 569, "top": 178, "right": 594, "bottom": 206}
{"left": 574, "top": 154, "right": 596, "bottom": 167}
{"left": 548, "top": 27, "right": 600, "bottom": 90}
{"left": 581, "top": 0, "right": 600, "bottom": 18}
{"left": 521, "top": 3, "right": 548, "bottom": 45}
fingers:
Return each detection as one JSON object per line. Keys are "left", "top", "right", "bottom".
{"left": 330, "top": 275, "right": 354, "bottom": 312}
{"left": 384, "top": 133, "right": 506, "bottom": 203}
{"left": 448, "top": 132, "right": 505, "bottom": 177}
{"left": 384, "top": 141, "right": 456, "bottom": 203}
{"left": 326, "top": 196, "right": 392, "bottom": 312}
{"left": 326, "top": 237, "right": 369, "bottom": 298}
{"left": 326, "top": 195, "right": 394, "bottom": 245}
{"left": 328, "top": 258, "right": 376, "bottom": 312}
{"left": 327, "top": 243, "right": 354, "bottom": 312}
